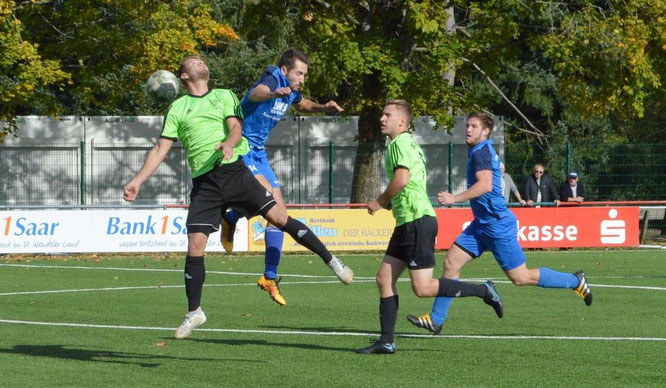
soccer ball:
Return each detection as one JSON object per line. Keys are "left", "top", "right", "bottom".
{"left": 145, "top": 70, "right": 180, "bottom": 102}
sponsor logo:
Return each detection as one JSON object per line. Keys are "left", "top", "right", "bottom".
{"left": 2, "top": 216, "right": 60, "bottom": 236}
{"left": 270, "top": 101, "right": 289, "bottom": 116}
{"left": 106, "top": 215, "right": 188, "bottom": 235}
{"left": 600, "top": 209, "right": 626, "bottom": 244}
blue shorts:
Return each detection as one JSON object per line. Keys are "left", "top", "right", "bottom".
{"left": 454, "top": 216, "right": 526, "bottom": 271}
{"left": 241, "top": 147, "right": 280, "bottom": 188}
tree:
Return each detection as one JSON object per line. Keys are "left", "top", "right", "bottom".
{"left": 291, "top": 1, "right": 466, "bottom": 202}
{"left": 0, "top": 0, "right": 69, "bottom": 140}
{"left": 3, "top": 0, "right": 239, "bottom": 123}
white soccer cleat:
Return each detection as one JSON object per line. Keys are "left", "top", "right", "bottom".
{"left": 174, "top": 307, "right": 207, "bottom": 339}
{"left": 328, "top": 255, "right": 353, "bottom": 284}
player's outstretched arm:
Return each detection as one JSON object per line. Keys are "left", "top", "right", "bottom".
{"left": 296, "top": 98, "right": 343, "bottom": 114}
{"left": 248, "top": 84, "right": 291, "bottom": 102}
{"left": 123, "top": 138, "right": 174, "bottom": 202}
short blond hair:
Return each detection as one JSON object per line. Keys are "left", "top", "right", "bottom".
{"left": 385, "top": 99, "right": 412, "bottom": 124}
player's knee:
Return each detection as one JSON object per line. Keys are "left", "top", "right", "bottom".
{"left": 444, "top": 256, "right": 464, "bottom": 272}
{"left": 410, "top": 280, "right": 434, "bottom": 298}
{"left": 508, "top": 274, "right": 530, "bottom": 286}
{"left": 375, "top": 274, "right": 389, "bottom": 288}
{"left": 265, "top": 207, "right": 288, "bottom": 227}
{"left": 411, "top": 285, "right": 430, "bottom": 298}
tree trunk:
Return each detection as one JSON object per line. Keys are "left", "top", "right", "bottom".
{"left": 350, "top": 105, "right": 385, "bottom": 203}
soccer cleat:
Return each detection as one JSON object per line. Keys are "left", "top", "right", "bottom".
{"left": 257, "top": 275, "right": 287, "bottom": 306}
{"left": 483, "top": 280, "right": 504, "bottom": 318}
{"left": 406, "top": 313, "right": 442, "bottom": 335}
{"left": 574, "top": 271, "right": 593, "bottom": 306}
{"left": 356, "top": 340, "right": 396, "bottom": 354}
{"left": 328, "top": 255, "right": 354, "bottom": 284}
{"left": 220, "top": 213, "right": 237, "bottom": 254}
{"left": 174, "top": 307, "right": 207, "bottom": 339}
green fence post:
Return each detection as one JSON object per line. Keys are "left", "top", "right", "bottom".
{"left": 80, "top": 140, "right": 86, "bottom": 205}
{"left": 329, "top": 141, "right": 334, "bottom": 204}
{"left": 448, "top": 142, "right": 453, "bottom": 193}
{"left": 567, "top": 142, "right": 572, "bottom": 175}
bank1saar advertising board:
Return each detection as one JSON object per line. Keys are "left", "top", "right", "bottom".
{"left": 0, "top": 210, "right": 249, "bottom": 254}
{"left": 247, "top": 209, "right": 396, "bottom": 252}
{"left": 434, "top": 207, "right": 639, "bottom": 249}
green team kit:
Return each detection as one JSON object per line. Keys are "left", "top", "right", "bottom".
{"left": 160, "top": 89, "right": 248, "bottom": 177}
{"left": 385, "top": 132, "right": 436, "bottom": 225}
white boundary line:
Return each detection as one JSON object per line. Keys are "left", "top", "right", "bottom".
{"left": 1, "top": 279, "right": 664, "bottom": 298}
{"left": 0, "top": 280, "right": 376, "bottom": 297}
{"left": 0, "top": 319, "right": 664, "bottom": 342}
{"left": 0, "top": 263, "right": 347, "bottom": 279}
{"left": 1, "top": 263, "right": 665, "bottom": 293}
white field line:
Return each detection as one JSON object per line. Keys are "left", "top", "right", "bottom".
{"left": 3, "top": 263, "right": 666, "bottom": 283}
{"left": 1, "top": 279, "right": 664, "bottom": 298}
{"left": 0, "top": 280, "right": 376, "bottom": 297}
{"left": 1, "top": 263, "right": 665, "bottom": 294}
{"left": 0, "top": 318, "right": 664, "bottom": 342}
{"left": 0, "top": 263, "right": 349, "bottom": 279}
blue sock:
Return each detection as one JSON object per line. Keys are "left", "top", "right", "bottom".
{"left": 430, "top": 297, "right": 453, "bottom": 325}
{"left": 430, "top": 277, "right": 457, "bottom": 325}
{"left": 224, "top": 208, "right": 241, "bottom": 224}
{"left": 264, "top": 226, "right": 284, "bottom": 279}
{"left": 537, "top": 268, "right": 579, "bottom": 288}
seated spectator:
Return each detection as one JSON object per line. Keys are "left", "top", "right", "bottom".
{"left": 560, "top": 171, "right": 585, "bottom": 203}
{"left": 524, "top": 164, "right": 560, "bottom": 207}
{"left": 500, "top": 162, "right": 526, "bottom": 205}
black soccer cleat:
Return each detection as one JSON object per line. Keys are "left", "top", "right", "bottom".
{"left": 483, "top": 280, "right": 504, "bottom": 318}
{"left": 574, "top": 271, "right": 593, "bottom": 306}
{"left": 406, "top": 314, "right": 443, "bottom": 335}
{"left": 356, "top": 340, "right": 396, "bottom": 355}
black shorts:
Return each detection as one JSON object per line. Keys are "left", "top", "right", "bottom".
{"left": 385, "top": 215, "right": 438, "bottom": 269}
{"left": 186, "top": 159, "right": 276, "bottom": 236}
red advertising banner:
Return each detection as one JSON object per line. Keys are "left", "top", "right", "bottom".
{"left": 435, "top": 207, "right": 639, "bottom": 249}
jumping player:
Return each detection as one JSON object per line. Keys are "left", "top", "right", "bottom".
{"left": 123, "top": 55, "right": 353, "bottom": 339}
{"left": 221, "top": 49, "right": 343, "bottom": 306}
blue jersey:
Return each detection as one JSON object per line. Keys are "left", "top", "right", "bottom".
{"left": 467, "top": 139, "right": 511, "bottom": 224}
{"left": 240, "top": 65, "right": 303, "bottom": 149}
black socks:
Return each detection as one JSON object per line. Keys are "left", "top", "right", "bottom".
{"left": 184, "top": 256, "right": 205, "bottom": 311}
{"left": 379, "top": 295, "right": 399, "bottom": 344}
{"left": 437, "top": 277, "right": 487, "bottom": 298}
{"left": 280, "top": 216, "right": 332, "bottom": 264}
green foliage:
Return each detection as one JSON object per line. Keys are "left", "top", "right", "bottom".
{"left": 295, "top": 0, "right": 463, "bottom": 129}
{"left": 0, "top": 0, "right": 69, "bottom": 140}
{"left": 4, "top": 0, "right": 239, "bottom": 121}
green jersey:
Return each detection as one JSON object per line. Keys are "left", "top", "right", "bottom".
{"left": 160, "top": 89, "right": 249, "bottom": 178}
{"left": 385, "top": 131, "right": 435, "bottom": 226}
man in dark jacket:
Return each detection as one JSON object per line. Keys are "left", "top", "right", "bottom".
{"left": 524, "top": 164, "right": 560, "bottom": 207}
{"left": 560, "top": 171, "right": 585, "bottom": 203}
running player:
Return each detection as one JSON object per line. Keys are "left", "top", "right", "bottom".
{"left": 356, "top": 101, "right": 503, "bottom": 355}
{"left": 406, "top": 112, "right": 592, "bottom": 335}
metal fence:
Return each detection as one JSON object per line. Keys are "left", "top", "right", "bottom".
{"left": 1, "top": 141, "right": 665, "bottom": 206}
